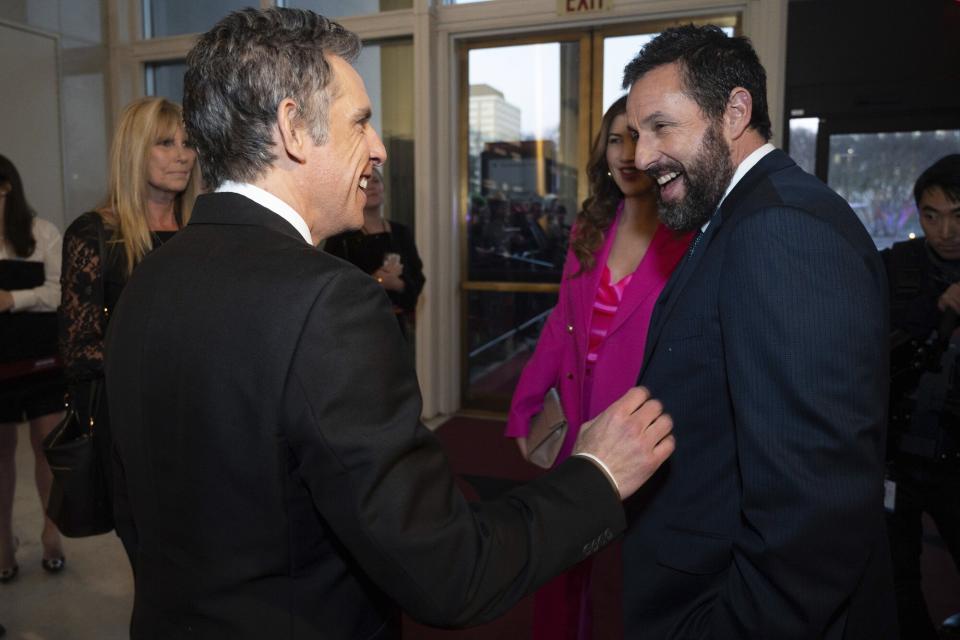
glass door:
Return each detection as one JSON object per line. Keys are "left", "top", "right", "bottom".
{"left": 459, "top": 17, "right": 737, "bottom": 412}
{"left": 459, "top": 32, "right": 587, "bottom": 411}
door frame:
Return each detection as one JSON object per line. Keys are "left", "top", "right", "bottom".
{"left": 454, "top": 15, "right": 740, "bottom": 413}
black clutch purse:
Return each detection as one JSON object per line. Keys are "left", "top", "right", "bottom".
{"left": 42, "top": 380, "right": 114, "bottom": 537}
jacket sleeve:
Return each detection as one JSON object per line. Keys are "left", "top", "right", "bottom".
{"left": 706, "top": 206, "right": 889, "bottom": 638}
{"left": 504, "top": 246, "right": 577, "bottom": 438}
{"left": 282, "top": 268, "right": 625, "bottom": 627}
{"left": 112, "top": 440, "right": 138, "bottom": 570}
{"left": 59, "top": 213, "right": 107, "bottom": 383}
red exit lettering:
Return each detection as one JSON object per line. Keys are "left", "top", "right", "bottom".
{"left": 565, "top": 0, "right": 605, "bottom": 12}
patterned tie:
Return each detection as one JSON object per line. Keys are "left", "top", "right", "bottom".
{"left": 687, "top": 226, "right": 705, "bottom": 257}
{"left": 688, "top": 208, "right": 720, "bottom": 258}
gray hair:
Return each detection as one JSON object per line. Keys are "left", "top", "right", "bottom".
{"left": 183, "top": 8, "right": 361, "bottom": 189}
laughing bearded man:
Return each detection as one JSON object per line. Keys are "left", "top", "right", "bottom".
{"left": 618, "top": 24, "right": 898, "bottom": 639}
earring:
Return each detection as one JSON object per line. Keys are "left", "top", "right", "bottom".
{"left": 606, "top": 171, "right": 612, "bottom": 177}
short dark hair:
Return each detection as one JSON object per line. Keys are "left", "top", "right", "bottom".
{"left": 914, "top": 154, "right": 960, "bottom": 206}
{"left": 183, "top": 8, "right": 361, "bottom": 189}
{"left": 622, "top": 24, "right": 772, "bottom": 141}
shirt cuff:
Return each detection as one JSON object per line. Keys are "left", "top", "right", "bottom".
{"left": 572, "top": 452, "right": 621, "bottom": 499}
{"left": 10, "top": 288, "right": 38, "bottom": 312}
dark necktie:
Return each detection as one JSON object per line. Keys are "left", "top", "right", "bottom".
{"left": 688, "top": 226, "right": 705, "bottom": 257}
{"left": 688, "top": 208, "right": 721, "bottom": 258}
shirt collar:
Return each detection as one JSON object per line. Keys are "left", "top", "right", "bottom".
{"left": 719, "top": 142, "right": 776, "bottom": 209}
{"left": 215, "top": 181, "right": 313, "bottom": 245}
{"left": 701, "top": 142, "right": 776, "bottom": 232}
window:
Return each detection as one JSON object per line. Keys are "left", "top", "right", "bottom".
{"left": 827, "top": 129, "right": 960, "bottom": 249}
{"left": 465, "top": 40, "right": 579, "bottom": 285}
{"left": 142, "top": 0, "right": 250, "bottom": 39}
{"left": 144, "top": 60, "right": 187, "bottom": 104}
{"left": 355, "top": 39, "right": 415, "bottom": 230}
{"left": 787, "top": 116, "right": 818, "bottom": 175}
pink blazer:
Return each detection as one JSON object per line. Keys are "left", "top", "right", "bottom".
{"left": 505, "top": 207, "right": 692, "bottom": 463}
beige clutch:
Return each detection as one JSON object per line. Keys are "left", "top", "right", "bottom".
{"left": 526, "top": 388, "right": 568, "bottom": 469}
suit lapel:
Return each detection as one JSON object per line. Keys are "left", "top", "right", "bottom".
{"left": 638, "top": 149, "right": 793, "bottom": 377}
{"left": 640, "top": 216, "right": 720, "bottom": 370}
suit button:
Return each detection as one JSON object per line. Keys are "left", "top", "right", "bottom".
{"left": 567, "top": 373, "right": 574, "bottom": 380}
{"left": 567, "top": 324, "right": 574, "bottom": 334}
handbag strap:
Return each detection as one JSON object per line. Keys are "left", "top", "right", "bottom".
{"left": 91, "top": 213, "right": 110, "bottom": 322}
{"left": 85, "top": 378, "right": 102, "bottom": 432}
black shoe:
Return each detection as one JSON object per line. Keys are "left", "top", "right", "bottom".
{"left": 41, "top": 556, "right": 65, "bottom": 573}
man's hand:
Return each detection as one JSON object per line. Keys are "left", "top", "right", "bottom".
{"left": 573, "top": 386, "right": 674, "bottom": 500}
{"left": 938, "top": 283, "right": 960, "bottom": 314}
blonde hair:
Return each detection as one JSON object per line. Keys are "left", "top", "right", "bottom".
{"left": 100, "top": 97, "right": 198, "bottom": 274}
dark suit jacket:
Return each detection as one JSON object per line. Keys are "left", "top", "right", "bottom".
{"left": 624, "top": 149, "right": 897, "bottom": 639}
{"left": 105, "top": 192, "right": 624, "bottom": 639}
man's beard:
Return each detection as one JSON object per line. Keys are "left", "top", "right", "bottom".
{"left": 651, "top": 123, "right": 734, "bottom": 232}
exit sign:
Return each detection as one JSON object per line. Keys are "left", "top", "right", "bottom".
{"left": 558, "top": 0, "right": 612, "bottom": 15}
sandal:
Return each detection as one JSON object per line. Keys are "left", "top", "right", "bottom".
{"left": 41, "top": 556, "right": 66, "bottom": 573}
{"left": 40, "top": 528, "right": 65, "bottom": 574}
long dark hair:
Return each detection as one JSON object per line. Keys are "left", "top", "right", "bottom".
{"left": 571, "top": 96, "right": 627, "bottom": 275}
{"left": 0, "top": 154, "right": 37, "bottom": 258}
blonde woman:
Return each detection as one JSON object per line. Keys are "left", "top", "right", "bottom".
{"left": 59, "top": 97, "right": 197, "bottom": 537}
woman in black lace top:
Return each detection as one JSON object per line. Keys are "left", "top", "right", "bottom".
{"left": 59, "top": 98, "right": 197, "bottom": 534}
{"left": 324, "top": 167, "right": 425, "bottom": 340}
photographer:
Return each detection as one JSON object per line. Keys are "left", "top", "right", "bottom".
{"left": 884, "top": 154, "right": 960, "bottom": 640}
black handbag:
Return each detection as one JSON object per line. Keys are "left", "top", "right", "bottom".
{"left": 43, "top": 212, "right": 114, "bottom": 537}
{"left": 42, "top": 379, "right": 114, "bottom": 537}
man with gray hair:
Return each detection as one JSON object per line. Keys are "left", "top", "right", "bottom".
{"left": 104, "top": 8, "right": 674, "bottom": 638}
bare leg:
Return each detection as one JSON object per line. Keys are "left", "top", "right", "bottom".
{"left": 0, "top": 423, "right": 17, "bottom": 570}
{"left": 29, "top": 412, "right": 64, "bottom": 562}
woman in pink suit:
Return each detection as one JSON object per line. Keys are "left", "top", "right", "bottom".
{"left": 505, "top": 96, "right": 692, "bottom": 639}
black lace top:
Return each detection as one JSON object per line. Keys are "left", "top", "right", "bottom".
{"left": 59, "top": 211, "right": 176, "bottom": 383}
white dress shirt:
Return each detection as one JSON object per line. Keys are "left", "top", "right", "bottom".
{"left": 701, "top": 142, "right": 777, "bottom": 233}
{"left": 0, "top": 216, "right": 62, "bottom": 312}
